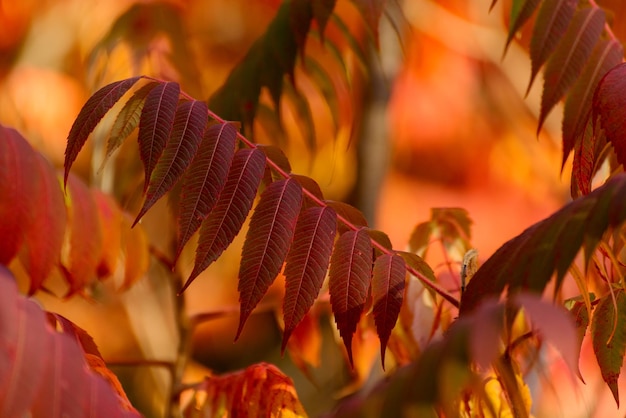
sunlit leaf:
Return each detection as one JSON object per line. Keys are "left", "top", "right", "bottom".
{"left": 92, "top": 189, "right": 122, "bottom": 278}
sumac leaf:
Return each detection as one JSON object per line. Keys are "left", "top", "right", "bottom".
{"left": 134, "top": 99, "right": 207, "bottom": 225}
{"left": 528, "top": 0, "right": 577, "bottom": 93}
{"left": 176, "top": 122, "right": 237, "bottom": 260}
{"left": 64, "top": 76, "right": 141, "bottom": 184}
{"left": 372, "top": 253, "right": 406, "bottom": 369}
{"left": 594, "top": 62, "right": 626, "bottom": 167}
{"left": 282, "top": 206, "right": 337, "bottom": 350}
{"left": 592, "top": 291, "right": 626, "bottom": 406}
{"left": 236, "top": 178, "right": 303, "bottom": 339}
{"left": 329, "top": 228, "right": 373, "bottom": 366}
{"left": 562, "top": 39, "right": 623, "bottom": 167}
{"left": 137, "top": 81, "right": 180, "bottom": 191}
{"left": 312, "top": 0, "right": 336, "bottom": 40}
{"left": 504, "top": 0, "right": 541, "bottom": 53}
{"left": 326, "top": 200, "right": 368, "bottom": 233}
{"left": 184, "top": 148, "right": 267, "bottom": 292}
{"left": 538, "top": 7, "right": 605, "bottom": 132}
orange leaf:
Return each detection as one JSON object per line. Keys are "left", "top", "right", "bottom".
{"left": 120, "top": 214, "right": 150, "bottom": 290}
{"left": 93, "top": 190, "right": 123, "bottom": 279}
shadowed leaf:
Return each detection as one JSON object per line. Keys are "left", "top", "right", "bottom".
{"left": 538, "top": 7, "right": 605, "bottom": 133}
{"left": 137, "top": 81, "right": 180, "bottom": 192}
{"left": 134, "top": 100, "right": 207, "bottom": 226}
{"left": 176, "top": 122, "right": 237, "bottom": 260}
{"left": 313, "top": 0, "right": 337, "bottom": 40}
{"left": 282, "top": 206, "right": 337, "bottom": 350}
{"left": 372, "top": 253, "right": 406, "bottom": 368}
{"left": 329, "top": 228, "right": 373, "bottom": 366}
{"left": 326, "top": 200, "right": 368, "bottom": 233}
{"left": 592, "top": 291, "right": 626, "bottom": 406}
{"left": 350, "top": 0, "right": 386, "bottom": 47}
{"left": 594, "top": 62, "right": 626, "bottom": 167}
{"left": 184, "top": 149, "right": 267, "bottom": 292}
{"left": 64, "top": 77, "right": 140, "bottom": 184}
{"left": 237, "top": 178, "right": 303, "bottom": 339}
{"left": 527, "top": 0, "right": 577, "bottom": 93}
{"left": 504, "top": 0, "right": 541, "bottom": 53}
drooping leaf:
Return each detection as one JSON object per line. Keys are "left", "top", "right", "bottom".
{"left": 92, "top": 190, "right": 123, "bottom": 279}
{"left": 460, "top": 173, "right": 626, "bottom": 315}
{"left": 134, "top": 99, "right": 207, "bottom": 226}
{"left": 527, "top": 0, "right": 577, "bottom": 93}
{"left": 538, "top": 7, "right": 605, "bottom": 133}
{"left": 304, "top": 56, "right": 341, "bottom": 133}
{"left": 64, "top": 77, "right": 141, "bottom": 184}
{"left": 329, "top": 228, "right": 373, "bottom": 365}
{"left": 176, "top": 122, "right": 237, "bottom": 260}
{"left": 570, "top": 300, "right": 591, "bottom": 381}
{"left": 504, "top": 0, "right": 541, "bottom": 53}
{"left": 562, "top": 39, "right": 623, "bottom": 167}
{"left": 330, "top": 14, "right": 368, "bottom": 69}
{"left": 0, "top": 126, "right": 38, "bottom": 265}
{"left": 594, "top": 62, "right": 626, "bottom": 167}
{"left": 284, "top": 308, "right": 323, "bottom": 378}
{"left": 283, "top": 80, "right": 316, "bottom": 152}
{"left": 408, "top": 222, "right": 433, "bottom": 256}
{"left": 290, "top": 0, "right": 314, "bottom": 57}
{"left": 312, "top": 0, "right": 337, "bottom": 40}
{"left": 237, "top": 178, "right": 303, "bottom": 339}
{"left": 282, "top": 206, "right": 337, "bottom": 350}
{"left": 368, "top": 229, "right": 393, "bottom": 255}
{"left": 181, "top": 363, "right": 306, "bottom": 417}
{"left": 104, "top": 81, "right": 159, "bottom": 165}
{"left": 137, "top": 81, "right": 180, "bottom": 192}
{"left": 571, "top": 123, "right": 595, "bottom": 197}
{"left": 349, "top": 0, "right": 387, "bottom": 47}
{"left": 291, "top": 174, "right": 325, "bottom": 205}
{"left": 62, "top": 174, "right": 104, "bottom": 294}
{"left": 0, "top": 267, "right": 140, "bottom": 417}
{"left": 184, "top": 148, "right": 266, "bottom": 292}
{"left": 258, "top": 143, "right": 292, "bottom": 179}
{"left": 20, "top": 152, "right": 67, "bottom": 294}
{"left": 372, "top": 253, "right": 406, "bottom": 368}
{"left": 591, "top": 290, "right": 626, "bottom": 406}
{"left": 326, "top": 200, "right": 368, "bottom": 233}
{"left": 515, "top": 293, "right": 582, "bottom": 379}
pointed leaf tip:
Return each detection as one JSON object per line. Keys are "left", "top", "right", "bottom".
{"left": 64, "top": 76, "right": 141, "bottom": 185}
{"left": 236, "top": 178, "right": 303, "bottom": 340}
{"left": 186, "top": 148, "right": 267, "bottom": 291}
{"left": 372, "top": 253, "right": 406, "bottom": 369}
{"left": 329, "top": 228, "right": 373, "bottom": 366}
{"left": 594, "top": 62, "right": 626, "bottom": 167}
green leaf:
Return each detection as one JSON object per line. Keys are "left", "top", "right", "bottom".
{"left": 592, "top": 290, "right": 626, "bottom": 406}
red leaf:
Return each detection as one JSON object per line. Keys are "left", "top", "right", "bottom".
{"left": 594, "top": 62, "right": 626, "bottom": 167}
{"left": 104, "top": 81, "right": 159, "bottom": 164}
{"left": 176, "top": 122, "right": 237, "bottom": 260}
{"left": 64, "top": 77, "right": 141, "bottom": 184}
{"left": 62, "top": 174, "right": 104, "bottom": 294}
{"left": 134, "top": 99, "right": 207, "bottom": 226}
{"left": 527, "top": 0, "right": 577, "bottom": 93}
{"left": 312, "top": 0, "right": 336, "bottom": 39}
{"left": 538, "top": 7, "right": 605, "bottom": 132}
{"left": 282, "top": 206, "right": 337, "bottom": 350}
{"left": 0, "top": 267, "right": 141, "bottom": 417}
{"left": 562, "top": 39, "right": 623, "bottom": 167}
{"left": 184, "top": 148, "right": 267, "bottom": 292}
{"left": 504, "top": 0, "right": 541, "bottom": 52}
{"left": 20, "top": 153, "right": 67, "bottom": 294}
{"left": 515, "top": 293, "right": 582, "bottom": 380}
{"left": 0, "top": 126, "right": 38, "bottom": 265}
{"left": 137, "top": 81, "right": 180, "bottom": 192}
{"left": 236, "top": 178, "right": 303, "bottom": 339}
{"left": 329, "top": 228, "right": 373, "bottom": 366}
{"left": 372, "top": 253, "right": 406, "bottom": 369}
{"left": 290, "top": 0, "right": 313, "bottom": 56}
{"left": 326, "top": 200, "right": 368, "bottom": 233}
{"left": 592, "top": 290, "right": 626, "bottom": 406}
{"left": 571, "top": 124, "right": 595, "bottom": 197}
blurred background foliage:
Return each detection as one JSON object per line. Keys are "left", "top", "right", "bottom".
{"left": 4, "top": 0, "right": 626, "bottom": 416}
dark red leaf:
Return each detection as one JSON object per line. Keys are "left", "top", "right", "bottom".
{"left": 137, "top": 81, "right": 180, "bottom": 191}
{"left": 592, "top": 290, "right": 626, "bottom": 406}
{"left": 460, "top": 174, "right": 626, "bottom": 315}
{"left": 104, "top": 81, "right": 159, "bottom": 165}
{"left": 571, "top": 124, "right": 595, "bottom": 197}
{"left": 562, "top": 39, "right": 623, "bottom": 167}
{"left": 329, "top": 228, "right": 373, "bottom": 366}
{"left": 538, "top": 7, "right": 605, "bottom": 133}
{"left": 0, "top": 126, "right": 38, "bottom": 264}
{"left": 184, "top": 148, "right": 267, "bottom": 292}
{"left": 312, "top": 0, "right": 336, "bottom": 39}
{"left": 176, "top": 122, "right": 237, "bottom": 260}
{"left": 350, "top": 0, "right": 386, "bottom": 46}
{"left": 594, "top": 62, "right": 626, "bottom": 167}
{"left": 236, "top": 178, "right": 303, "bottom": 339}
{"left": 62, "top": 174, "right": 104, "bottom": 294}
{"left": 20, "top": 153, "right": 67, "bottom": 294}
{"left": 326, "top": 200, "right": 368, "bottom": 233}
{"left": 290, "top": 0, "right": 313, "bottom": 56}
{"left": 134, "top": 99, "right": 207, "bottom": 226}
{"left": 282, "top": 206, "right": 337, "bottom": 351}
{"left": 528, "top": 0, "right": 577, "bottom": 93}
{"left": 290, "top": 174, "right": 324, "bottom": 207}
{"left": 372, "top": 253, "right": 406, "bottom": 369}
{"left": 570, "top": 300, "right": 591, "bottom": 382}
{"left": 64, "top": 77, "right": 140, "bottom": 184}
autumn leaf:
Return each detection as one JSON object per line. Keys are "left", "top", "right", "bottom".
{"left": 593, "top": 62, "right": 626, "bottom": 167}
